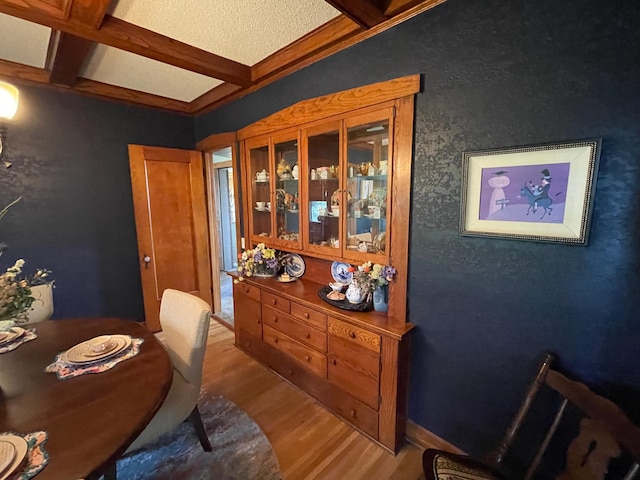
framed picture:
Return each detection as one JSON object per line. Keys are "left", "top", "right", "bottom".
{"left": 459, "top": 139, "right": 601, "bottom": 245}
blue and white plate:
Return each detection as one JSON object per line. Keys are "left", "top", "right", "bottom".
{"left": 331, "top": 261, "right": 353, "bottom": 284}
{"left": 284, "top": 253, "right": 306, "bottom": 278}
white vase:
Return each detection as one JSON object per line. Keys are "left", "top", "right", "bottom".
{"left": 26, "top": 283, "right": 54, "bottom": 324}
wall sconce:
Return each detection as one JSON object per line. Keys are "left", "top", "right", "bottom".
{"left": 0, "top": 80, "right": 20, "bottom": 169}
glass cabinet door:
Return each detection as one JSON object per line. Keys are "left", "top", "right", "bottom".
{"left": 344, "top": 109, "right": 393, "bottom": 262}
{"left": 246, "top": 138, "right": 273, "bottom": 243}
{"left": 273, "top": 133, "right": 301, "bottom": 249}
{"left": 303, "top": 121, "right": 342, "bottom": 255}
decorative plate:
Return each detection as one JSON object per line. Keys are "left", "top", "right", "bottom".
{"left": 331, "top": 261, "right": 353, "bottom": 284}
{"left": 61, "top": 335, "right": 132, "bottom": 365}
{"left": 0, "top": 327, "right": 25, "bottom": 346}
{"left": 283, "top": 253, "right": 305, "bottom": 278}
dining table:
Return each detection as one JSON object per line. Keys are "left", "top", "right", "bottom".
{"left": 0, "top": 317, "right": 172, "bottom": 480}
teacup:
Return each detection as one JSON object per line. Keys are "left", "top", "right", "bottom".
{"left": 331, "top": 206, "right": 339, "bottom": 216}
{"left": 329, "top": 282, "right": 346, "bottom": 293}
{"left": 256, "top": 201, "right": 266, "bottom": 210}
{"left": 87, "top": 335, "right": 114, "bottom": 353}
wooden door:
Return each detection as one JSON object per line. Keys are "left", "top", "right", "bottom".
{"left": 129, "top": 145, "right": 212, "bottom": 332}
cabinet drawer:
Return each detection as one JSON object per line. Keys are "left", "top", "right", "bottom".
{"left": 328, "top": 317, "right": 380, "bottom": 353}
{"left": 263, "top": 324, "right": 327, "bottom": 378}
{"left": 235, "top": 310, "right": 262, "bottom": 339}
{"left": 262, "top": 291, "right": 290, "bottom": 313}
{"left": 234, "top": 284, "right": 262, "bottom": 339}
{"left": 291, "top": 303, "right": 327, "bottom": 331}
{"left": 233, "top": 282, "right": 261, "bottom": 302}
{"left": 262, "top": 305, "right": 327, "bottom": 353}
{"left": 328, "top": 335, "right": 380, "bottom": 410}
{"left": 323, "top": 389, "right": 379, "bottom": 439}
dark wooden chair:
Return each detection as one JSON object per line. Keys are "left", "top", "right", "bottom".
{"left": 422, "top": 353, "right": 640, "bottom": 480}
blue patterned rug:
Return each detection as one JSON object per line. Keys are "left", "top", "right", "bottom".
{"left": 116, "top": 392, "right": 282, "bottom": 480}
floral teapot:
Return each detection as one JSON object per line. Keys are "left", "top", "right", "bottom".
{"left": 345, "top": 282, "right": 367, "bottom": 304}
{"left": 256, "top": 169, "right": 269, "bottom": 182}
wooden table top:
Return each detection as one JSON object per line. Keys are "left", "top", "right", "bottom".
{"left": 0, "top": 318, "right": 172, "bottom": 480}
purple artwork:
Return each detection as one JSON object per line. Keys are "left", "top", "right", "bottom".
{"left": 479, "top": 163, "right": 570, "bottom": 223}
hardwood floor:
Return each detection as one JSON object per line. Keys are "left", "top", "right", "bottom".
{"left": 202, "top": 320, "right": 426, "bottom": 480}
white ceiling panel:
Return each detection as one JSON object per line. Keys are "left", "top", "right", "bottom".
{"left": 82, "top": 45, "right": 223, "bottom": 102}
{"left": 0, "top": 13, "right": 51, "bottom": 68}
{"left": 110, "top": 0, "right": 341, "bottom": 65}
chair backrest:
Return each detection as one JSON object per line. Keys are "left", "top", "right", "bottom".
{"left": 159, "top": 289, "right": 211, "bottom": 386}
{"left": 486, "top": 353, "right": 640, "bottom": 480}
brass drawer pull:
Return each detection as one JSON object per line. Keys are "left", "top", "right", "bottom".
{"left": 304, "top": 312, "right": 309, "bottom": 318}
{"left": 332, "top": 359, "right": 337, "bottom": 366}
{"left": 274, "top": 337, "right": 279, "bottom": 344}
{"left": 350, "top": 409, "right": 357, "bottom": 418}
{"left": 273, "top": 317, "right": 278, "bottom": 323}
{"left": 349, "top": 331, "right": 356, "bottom": 339}
{"left": 271, "top": 299, "right": 277, "bottom": 305}
{"left": 306, "top": 333, "right": 311, "bottom": 339}
{"left": 305, "top": 355, "right": 311, "bottom": 362}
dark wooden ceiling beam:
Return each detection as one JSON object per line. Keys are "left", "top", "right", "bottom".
{"left": 45, "top": 0, "right": 113, "bottom": 87}
{"left": 324, "top": 0, "right": 387, "bottom": 28}
{"left": 0, "top": 1, "right": 253, "bottom": 86}
{"left": 46, "top": 31, "right": 93, "bottom": 86}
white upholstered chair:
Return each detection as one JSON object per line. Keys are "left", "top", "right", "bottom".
{"left": 126, "top": 288, "right": 212, "bottom": 453}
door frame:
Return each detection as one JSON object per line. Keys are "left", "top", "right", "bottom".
{"left": 197, "top": 132, "right": 241, "bottom": 316}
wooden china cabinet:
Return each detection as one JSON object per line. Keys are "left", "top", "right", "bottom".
{"left": 234, "top": 75, "right": 419, "bottom": 453}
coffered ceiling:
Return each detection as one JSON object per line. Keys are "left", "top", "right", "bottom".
{"left": 0, "top": 0, "right": 445, "bottom": 114}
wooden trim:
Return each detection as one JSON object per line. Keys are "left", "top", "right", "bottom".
{"left": 0, "top": 58, "right": 50, "bottom": 84}
{"left": 251, "top": 16, "right": 360, "bottom": 83}
{"left": 73, "top": 78, "right": 191, "bottom": 112}
{"left": 378, "top": 336, "right": 401, "bottom": 449}
{"left": 190, "top": 83, "right": 243, "bottom": 114}
{"left": 238, "top": 139, "right": 251, "bottom": 253}
{"left": 0, "top": 4, "right": 253, "bottom": 86}
{"left": 324, "top": 0, "right": 387, "bottom": 28}
{"left": 406, "top": 420, "right": 466, "bottom": 454}
{"left": 193, "top": 1, "right": 443, "bottom": 115}
{"left": 388, "top": 95, "right": 414, "bottom": 330}
{"left": 205, "top": 155, "right": 222, "bottom": 314}
{"left": 196, "top": 131, "right": 237, "bottom": 152}
{"left": 237, "top": 75, "right": 420, "bottom": 140}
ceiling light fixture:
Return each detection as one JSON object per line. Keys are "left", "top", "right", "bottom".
{"left": 0, "top": 80, "right": 20, "bottom": 168}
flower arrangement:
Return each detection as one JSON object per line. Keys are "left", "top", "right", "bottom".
{"left": 236, "top": 243, "right": 280, "bottom": 281}
{"left": 0, "top": 259, "right": 53, "bottom": 324}
{"left": 348, "top": 261, "right": 397, "bottom": 293}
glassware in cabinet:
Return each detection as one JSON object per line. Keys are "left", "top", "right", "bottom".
{"left": 344, "top": 109, "right": 392, "bottom": 262}
{"left": 246, "top": 139, "right": 273, "bottom": 243}
{"left": 273, "top": 134, "right": 301, "bottom": 249}
{"left": 303, "top": 122, "right": 342, "bottom": 255}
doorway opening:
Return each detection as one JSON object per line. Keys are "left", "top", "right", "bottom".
{"left": 210, "top": 147, "right": 237, "bottom": 326}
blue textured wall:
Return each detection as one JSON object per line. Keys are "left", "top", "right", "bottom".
{"left": 195, "top": 0, "right": 640, "bottom": 453}
{"left": 0, "top": 86, "right": 194, "bottom": 320}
